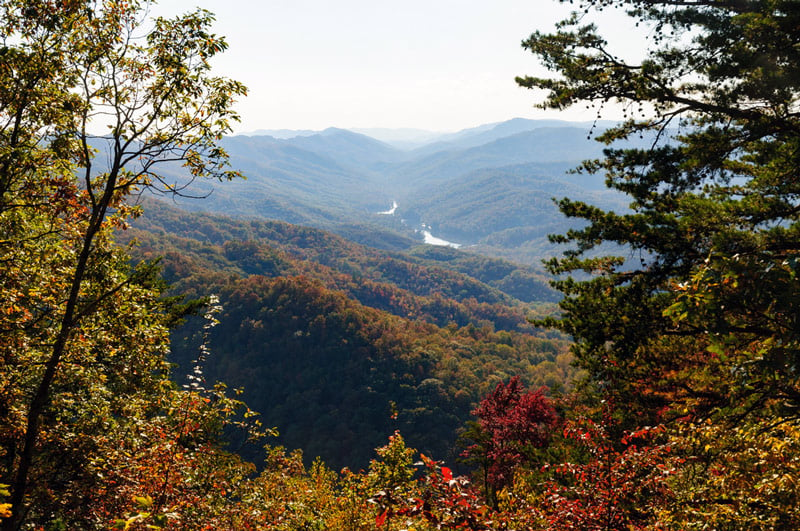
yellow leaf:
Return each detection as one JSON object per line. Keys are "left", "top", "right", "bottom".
{"left": 134, "top": 495, "right": 153, "bottom": 508}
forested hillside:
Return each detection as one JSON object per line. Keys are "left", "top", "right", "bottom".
{"left": 129, "top": 199, "right": 558, "bottom": 305}
{"left": 172, "top": 275, "right": 570, "bottom": 468}
{"left": 123, "top": 200, "right": 570, "bottom": 467}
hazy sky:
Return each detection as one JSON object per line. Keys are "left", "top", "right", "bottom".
{"left": 153, "top": 0, "right": 640, "bottom": 133}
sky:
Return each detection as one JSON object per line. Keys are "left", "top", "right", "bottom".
{"left": 152, "top": 0, "right": 641, "bottom": 134}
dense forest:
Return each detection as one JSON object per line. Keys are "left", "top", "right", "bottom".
{"left": 118, "top": 201, "right": 570, "bottom": 468}
{"left": 2, "top": 0, "right": 799, "bottom": 530}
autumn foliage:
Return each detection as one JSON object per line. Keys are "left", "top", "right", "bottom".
{"left": 461, "top": 377, "right": 557, "bottom": 505}
{"left": 3, "top": 0, "right": 800, "bottom": 529}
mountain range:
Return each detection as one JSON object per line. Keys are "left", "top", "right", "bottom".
{"left": 161, "top": 118, "right": 642, "bottom": 266}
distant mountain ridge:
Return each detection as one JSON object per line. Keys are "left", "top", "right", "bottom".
{"left": 155, "top": 118, "right": 645, "bottom": 265}
{"left": 242, "top": 128, "right": 318, "bottom": 139}
{"left": 241, "top": 117, "right": 618, "bottom": 150}
{"left": 407, "top": 118, "right": 618, "bottom": 155}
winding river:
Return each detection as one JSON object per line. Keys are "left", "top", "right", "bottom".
{"left": 378, "top": 201, "right": 461, "bottom": 248}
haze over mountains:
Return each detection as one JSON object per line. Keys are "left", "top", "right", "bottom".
{"left": 163, "top": 118, "right": 640, "bottom": 266}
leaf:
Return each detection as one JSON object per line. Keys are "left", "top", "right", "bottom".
{"left": 134, "top": 495, "right": 154, "bottom": 508}
{"left": 441, "top": 466, "right": 453, "bottom": 482}
{"left": 376, "top": 509, "right": 388, "bottom": 527}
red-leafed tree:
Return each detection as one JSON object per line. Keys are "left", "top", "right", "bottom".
{"left": 538, "top": 410, "right": 675, "bottom": 531}
{"left": 461, "top": 377, "right": 557, "bottom": 506}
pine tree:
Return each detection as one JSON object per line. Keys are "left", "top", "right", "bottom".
{"left": 520, "top": 0, "right": 800, "bottom": 525}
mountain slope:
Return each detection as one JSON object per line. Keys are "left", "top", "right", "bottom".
{"left": 128, "top": 199, "right": 559, "bottom": 312}
{"left": 387, "top": 127, "right": 630, "bottom": 191}
{"left": 410, "top": 118, "right": 617, "bottom": 155}
{"left": 400, "top": 163, "right": 626, "bottom": 243}
{"left": 169, "top": 274, "right": 571, "bottom": 468}
{"left": 122, "top": 201, "right": 571, "bottom": 468}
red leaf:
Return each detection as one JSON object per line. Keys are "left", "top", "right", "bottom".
{"left": 441, "top": 466, "right": 453, "bottom": 482}
{"left": 376, "top": 510, "right": 387, "bottom": 527}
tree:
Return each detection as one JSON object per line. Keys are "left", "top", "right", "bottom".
{"left": 536, "top": 407, "right": 675, "bottom": 530}
{"left": 460, "top": 377, "right": 557, "bottom": 506}
{"left": 520, "top": 0, "right": 800, "bottom": 526}
{"left": 522, "top": 0, "right": 800, "bottom": 411}
{"left": 0, "top": 1, "right": 246, "bottom": 528}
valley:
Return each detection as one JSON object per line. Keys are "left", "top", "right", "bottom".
{"left": 159, "top": 118, "right": 638, "bottom": 266}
